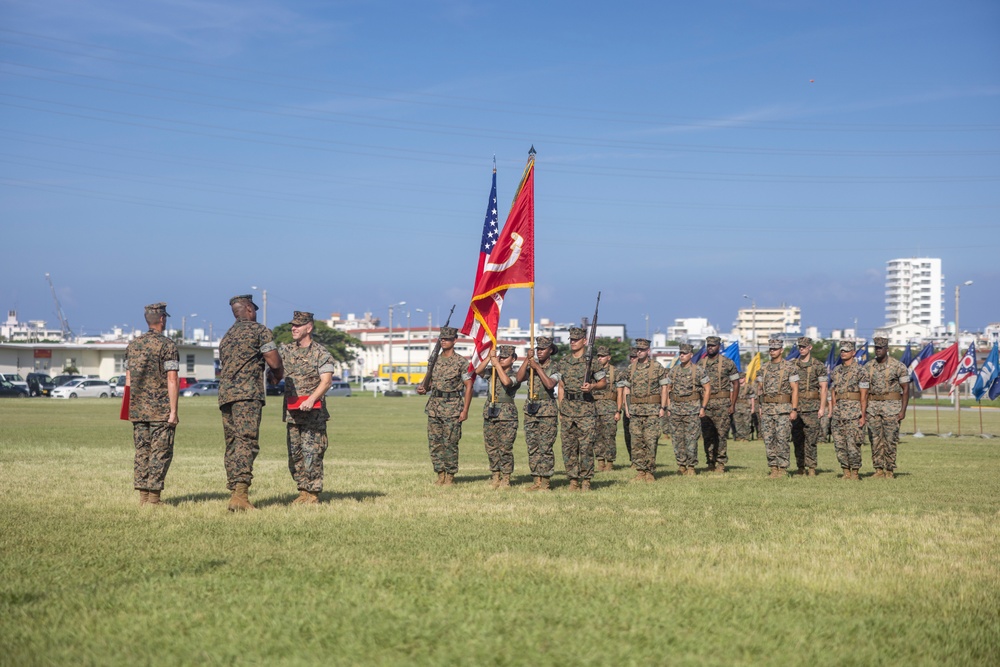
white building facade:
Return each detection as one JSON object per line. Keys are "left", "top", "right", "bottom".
{"left": 733, "top": 306, "right": 801, "bottom": 347}
{"left": 885, "top": 257, "right": 944, "bottom": 329}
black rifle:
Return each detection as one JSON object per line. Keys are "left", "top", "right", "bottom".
{"left": 418, "top": 305, "right": 455, "bottom": 394}
{"left": 584, "top": 291, "right": 601, "bottom": 383}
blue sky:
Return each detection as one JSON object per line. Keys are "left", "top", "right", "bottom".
{"left": 2, "top": 0, "right": 998, "bottom": 339}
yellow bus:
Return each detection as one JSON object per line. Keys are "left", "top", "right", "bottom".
{"left": 378, "top": 362, "right": 427, "bottom": 385}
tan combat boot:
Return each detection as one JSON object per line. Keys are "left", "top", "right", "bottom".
{"left": 434, "top": 471, "right": 445, "bottom": 486}
{"left": 715, "top": 463, "right": 726, "bottom": 474}
{"left": 645, "top": 471, "right": 655, "bottom": 482}
{"left": 850, "top": 469, "right": 860, "bottom": 480}
{"left": 885, "top": 469, "right": 895, "bottom": 479}
{"left": 568, "top": 479, "right": 580, "bottom": 491}
{"left": 490, "top": 472, "right": 502, "bottom": 489}
{"left": 677, "top": 465, "right": 686, "bottom": 475}
{"left": 139, "top": 490, "right": 149, "bottom": 505}
{"left": 227, "top": 483, "right": 256, "bottom": 512}
{"left": 300, "top": 491, "right": 319, "bottom": 504}
{"left": 526, "top": 476, "right": 542, "bottom": 491}
{"left": 498, "top": 473, "right": 511, "bottom": 488}
{"left": 873, "top": 469, "right": 884, "bottom": 479}
{"left": 685, "top": 467, "right": 696, "bottom": 476}
{"left": 146, "top": 490, "right": 162, "bottom": 505}
{"left": 806, "top": 468, "right": 817, "bottom": 477}
{"left": 291, "top": 490, "right": 310, "bottom": 504}
{"left": 630, "top": 471, "right": 646, "bottom": 483}
{"left": 442, "top": 473, "right": 455, "bottom": 486}
{"left": 841, "top": 468, "right": 851, "bottom": 480}
{"left": 796, "top": 467, "right": 806, "bottom": 476}
{"left": 768, "top": 467, "right": 783, "bottom": 479}
{"left": 538, "top": 476, "right": 551, "bottom": 491}
{"left": 581, "top": 479, "right": 591, "bottom": 491}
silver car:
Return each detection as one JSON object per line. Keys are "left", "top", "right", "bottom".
{"left": 182, "top": 381, "right": 220, "bottom": 397}
{"left": 325, "top": 381, "right": 352, "bottom": 397}
{"left": 51, "top": 378, "right": 113, "bottom": 399}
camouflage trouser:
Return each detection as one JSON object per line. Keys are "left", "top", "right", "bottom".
{"left": 594, "top": 412, "right": 618, "bottom": 462}
{"left": 833, "top": 418, "right": 864, "bottom": 470}
{"left": 427, "top": 416, "right": 462, "bottom": 474}
{"left": 221, "top": 400, "right": 262, "bottom": 490}
{"left": 561, "top": 415, "right": 596, "bottom": 480}
{"left": 701, "top": 401, "right": 731, "bottom": 466}
{"left": 133, "top": 421, "right": 175, "bottom": 491}
{"left": 483, "top": 419, "right": 517, "bottom": 474}
{"left": 287, "top": 415, "right": 329, "bottom": 493}
{"left": 524, "top": 415, "right": 557, "bottom": 477}
{"left": 760, "top": 412, "right": 792, "bottom": 469}
{"left": 629, "top": 414, "right": 660, "bottom": 473}
{"left": 669, "top": 413, "right": 700, "bottom": 468}
{"left": 734, "top": 405, "right": 752, "bottom": 440}
{"left": 867, "top": 412, "right": 900, "bottom": 471}
{"left": 791, "top": 410, "right": 820, "bottom": 469}
{"left": 820, "top": 414, "right": 832, "bottom": 442}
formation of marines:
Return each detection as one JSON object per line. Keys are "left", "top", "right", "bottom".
{"left": 125, "top": 298, "right": 912, "bottom": 507}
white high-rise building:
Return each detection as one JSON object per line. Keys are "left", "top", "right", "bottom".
{"left": 884, "top": 258, "right": 944, "bottom": 329}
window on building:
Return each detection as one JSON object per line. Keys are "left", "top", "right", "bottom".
{"left": 186, "top": 354, "right": 195, "bottom": 373}
{"left": 114, "top": 354, "right": 125, "bottom": 373}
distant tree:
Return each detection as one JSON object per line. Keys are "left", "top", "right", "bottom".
{"left": 596, "top": 337, "right": 632, "bottom": 366}
{"left": 271, "top": 321, "right": 360, "bottom": 364}
{"left": 63, "top": 365, "right": 79, "bottom": 374}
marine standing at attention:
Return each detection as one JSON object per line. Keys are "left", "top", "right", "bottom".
{"left": 416, "top": 326, "right": 473, "bottom": 486}
{"left": 552, "top": 327, "right": 607, "bottom": 491}
{"left": 592, "top": 345, "right": 619, "bottom": 471}
{"left": 700, "top": 335, "right": 740, "bottom": 473}
{"left": 475, "top": 345, "right": 520, "bottom": 489}
{"left": 830, "top": 340, "right": 869, "bottom": 480}
{"left": 218, "top": 294, "right": 284, "bottom": 512}
{"left": 755, "top": 337, "right": 800, "bottom": 478}
{"left": 790, "top": 336, "right": 828, "bottom": 477}
{"left": 865, "top": 336, "right": 909, "bottom": 479}
{"left": 664, "top": 343, "right": 711, "bottom": 476}
{"left": 125, "top": 302, "right": 179, "bottom": 506}
{"left": 516, "top": 336, "right": 559, "bottom": 491}
{"left": 278, "top": 311, "right": 335, "bottom": 504}
{"left": 616, "top": 338, "right": 667, "bottom": 482}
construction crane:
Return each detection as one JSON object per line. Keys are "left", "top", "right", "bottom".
{"left": 44, "top": 273, "right": 72, "bottom": 341}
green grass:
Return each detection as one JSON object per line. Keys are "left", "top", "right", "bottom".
{"left": 1, "top": 395, "right": 999, "bottom": 666}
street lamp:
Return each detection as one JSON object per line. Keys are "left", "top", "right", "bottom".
{"left": 406, "top": 310, "right": 412, "bottom": 384}
{"left": 743, "top": 294, "right": 756, "bottom": 354}
{"left": 181, "top": 313, "right": 197, "bottom": 342}
{"left": 250, "top": 286, "right": 268, "bottom": 327}
{"left": 387, "top": 301, "right": 406, "bottom": 389}
{"left": 955, "top": 280, "right": 973, "bottom": 423}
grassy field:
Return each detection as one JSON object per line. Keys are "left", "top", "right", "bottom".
{"left": 1, "top": 394, "right": 998, "bottom": 666}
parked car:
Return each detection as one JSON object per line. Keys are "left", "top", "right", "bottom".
{"left": 0, "top": 380, "right": 28, "bottom": 398}
{"left": 26, "top": 372, "right": 54, "bottom": 397}
{"left": 51, "top": 378, "right": 113, "bottom": 399}
{"left": 178, "top": 377, "right": 198, "bottom": 390}
{"left": 111, "top": 375, "right": 127, "bottom": 398}
{"left": 325, "top": 381, "right": 352, "bottom": 397}
{"left": 362, "top": 377, "right": 393, "bottom": 392}
{"left": 51, "top": 374, "right": 85, "bottom": 387}
{"left": 471, "top": 375, "right": 489, "bottom": 398}
{"left": 0, "top": 373, "right": 29, "bottom": 393}
{"left": 266, "top": 380, "right": 285, "bottom": 396}
{"left": 182, "top": 381, "right": 219, "bottom": 397}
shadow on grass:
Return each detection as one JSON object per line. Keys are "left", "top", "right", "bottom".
{"left": 165, "top": 492, "right": 231, "bottom": 506}
{"left": 254, "top": 490, "right": 387, "bottom": 508}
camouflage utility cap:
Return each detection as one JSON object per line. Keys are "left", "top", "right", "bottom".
{"left": 569, "top": 327, "right": 586, "bottom": 341}
{"left": 797, "top": 336, "right": 813, "bottom": 347}
{"left": 291, "top": 311, "right": 314, "bottom": 326}
{"left": 497, "top": 345, "right": 515, "bottom": 358}
{"left": 706, "top": 336, "right": 722, "bottom": 346}
{"left": 145, "top": 302, "right": 170, "bottom": 317}
{"left": 535, "top": 336, "right": 554, "bottom": 349}
{"left": 873, "top": 337, "right": 889, "bottom": 347}
{"left": 768, "top": 337, "right": 784, "bottom": 350}
{"left": 629, "top": 347, "right": 638, "bottom": 358}
{"left": 679, "top": 343, "right": 694, "bottom": 354}
{"left": 229, "top": 294, "right": 259, "bottom": 311}
{"left": 439, "top": 326, "right": 458, "bottom": 339}
{"left": 634, "top": 338, "right": 651, "bottom": 350}
{"left": 840, "top": 340, "right": 856, "bottom": 352}
{"left": 596, "top": 345, "right": 611, "bottom": 356}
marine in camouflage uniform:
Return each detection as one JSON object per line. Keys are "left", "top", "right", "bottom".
{"left": 416, "top": 326, "right": 473, "bottom": 486}
{"left": 475, "top": 345, "right": 520, "bottom": 488}
{"left": 516, "top": 336, "right": 560, "bottom": 491}
{"left": 733, "top": 372, "right": 755, "bottom": 441}
{"left": 619, "top": 347, "right": 638, "bottom": 464}
{"left": 700, "top": 336, "right": 740, "bottom": 472}
{"left": 592, "top": 345, "right": 618, "bottom": 471}
{"left": 279, "top": 311, "right": 336, "bottom": 504}
{"left": 790, "top": 337, "right": 829, "bottom": 476}
{"left": 755, "top": 337, "right": 800, "bottom": 478}
{"left": 616, "top": 338, "right": 667, "bottom": 482}
{"left": 831, "top": 340, "right": 869, "bottom": 480}
{"left": 125, "top": 302, "right": 179, "bottom": 506}
{"left": 665, "top": 343, "right": 710, "bottom": 475}
{"left": 865, "top": 337, "right": 910, "bottom": 478}
{"left": 552, "top": 327, "right": 607, "bottom": 491}
{"left": 219, "top": 294, "right": 284, "bottom": 511}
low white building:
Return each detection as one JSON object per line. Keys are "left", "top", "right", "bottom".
{"left": 733, "top": 305, "right": 801, "bottom": 347}
{"left": 872, "top": 323, "right": 932, "bottom": 348}
{"left": 0, "top": 310, "right": 65, "bottom": 343}
{"left": 0, "top": 342, "right": 216, "bottom": 381}
{"left": 666, "top": 317, "right": 717, "bottom": 343}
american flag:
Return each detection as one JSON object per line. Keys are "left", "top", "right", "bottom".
{"left": 460, "top": 163, "right": 505, "bottom": 370}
